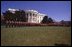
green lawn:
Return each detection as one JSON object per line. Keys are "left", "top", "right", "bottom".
{"left": 1, "top": 26, "right": 71, "bottom": 46}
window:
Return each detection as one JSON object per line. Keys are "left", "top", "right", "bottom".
{"left": 30, "top": 13, "right": 31, "bottom": 16}
{"left": 27, "top": 13, "right": 28, "bottom": 16}
{"left": 34, "top": 14, "right": 36, "bottom": 17}
{"left": 33, "top": 14, "right": 35, "bottom": 16}
{"left": 38, "top": 20, "right": 39, "bottom": 23}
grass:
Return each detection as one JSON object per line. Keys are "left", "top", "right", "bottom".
{"left": 1, "top": 26, "right": 71, "bottom": 46}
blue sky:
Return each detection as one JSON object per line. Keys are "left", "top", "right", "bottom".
{"left": 1, "top": 1, "right": 71, "bottom": 22}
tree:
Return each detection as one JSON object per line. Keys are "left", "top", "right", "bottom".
{"left": 41, "top": 16, "right": 48, "bottom": 24}
{"left": 20, "top": 10, "right": 27, "bottom": 22}
{"left": 1, "top": 14, "right": 5, "bottom": 25}
{"left": 60, "top": 20, "right": 65, "bottom": 24}
{"left": 48, "top": 17, "right": 53, "bottom": 23}
{"left": 15, "top": 10, "right": 21, "bottom": 21}
{"left": 15, "top": 10, "right": 27, "bottom": 22}
{"left": 3, "top": 10, "right": 14, "bottom": 21}
{"left": 3, "top": 10, "right": 14, "bottom": 27}
{"left": 60, "top": 20, "right": 71, "bottom": 26}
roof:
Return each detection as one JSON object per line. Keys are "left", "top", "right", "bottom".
{"left": 26, "top": 10, "right": 38, "bottom": 13}
{"left": 8, "top": 8, "right": 19, "bottom": 11}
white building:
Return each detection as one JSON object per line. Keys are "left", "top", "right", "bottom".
{"left": 8, "top": 8, "right": 46, "bottom": 23}
{"left": 26, "top": 10, "right": 46, "bottom": 23}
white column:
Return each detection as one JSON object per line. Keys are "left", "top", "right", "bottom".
{"left": 31, "top": 13, "right": 33, "bottom": 23}
{"left": 28, "top": 13, "right": 30, "bottom": 22}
